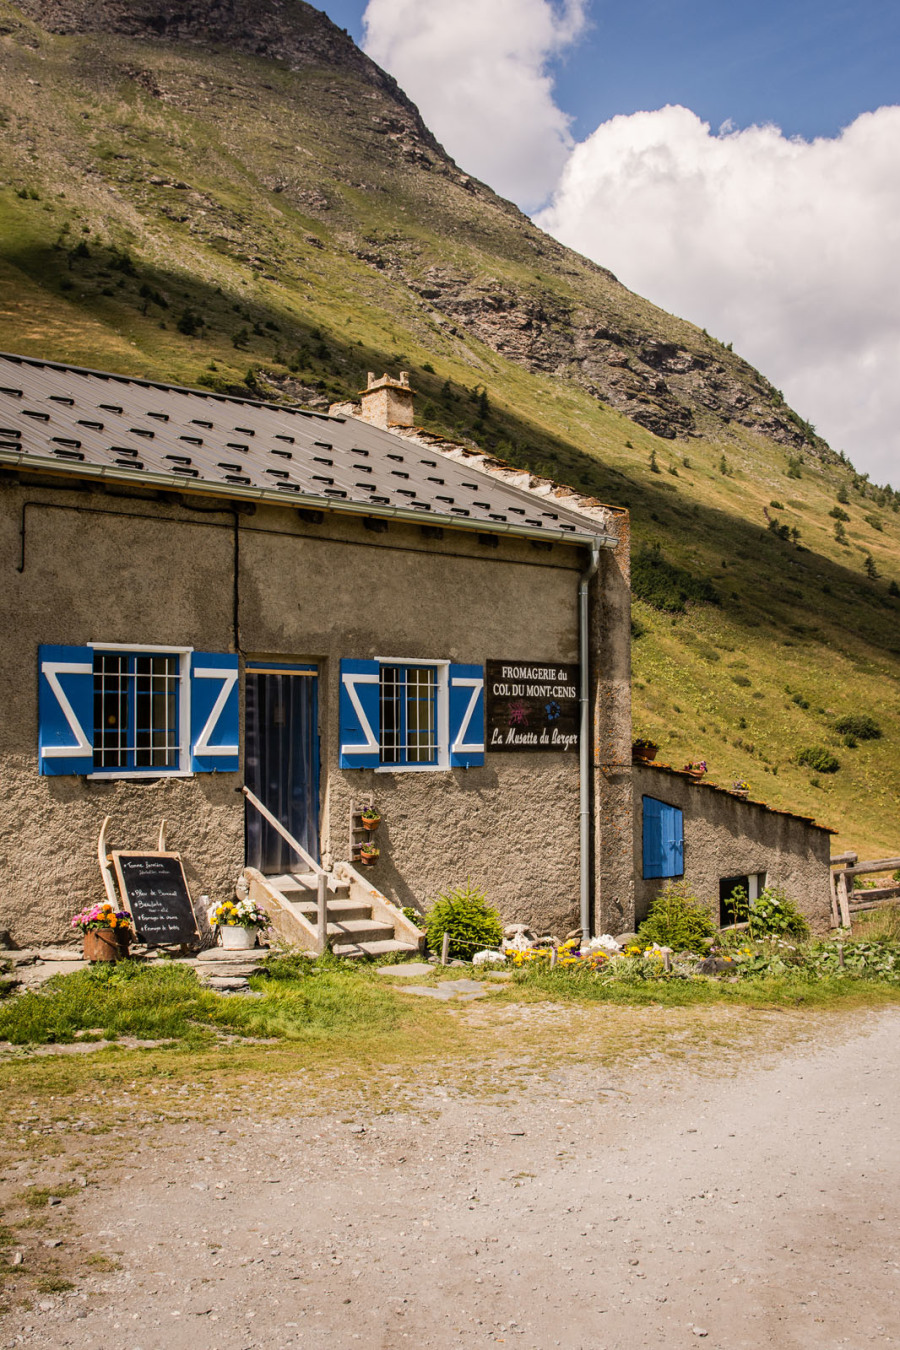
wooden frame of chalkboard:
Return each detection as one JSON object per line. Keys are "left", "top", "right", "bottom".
{"left": 112, "top": 851, "right": 201, "bottom": 947}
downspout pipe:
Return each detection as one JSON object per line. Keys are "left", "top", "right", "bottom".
{"left": 579, "top": 540, "right": 601, "bottom": 946}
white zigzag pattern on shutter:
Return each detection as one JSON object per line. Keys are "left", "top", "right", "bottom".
{"left": 192, "top": 667, "right": 239, "bottom": 755}
{"left": 450, "top": 675, "right": 484, "bottom": 753}
{"left": 340, "top": 671, "right": 379, "bottom": 756}
{"left": 41, "top": 660, "right": 92, "bottom": 757}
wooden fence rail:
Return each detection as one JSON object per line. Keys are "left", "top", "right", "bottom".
{"left": 830, "top": 854, "right": 900, "bottom": 928}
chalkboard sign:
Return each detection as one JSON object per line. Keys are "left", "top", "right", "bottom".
{"left": 485, "top": 659, "right": 579, "bottom": 752}
{"left": 112, "top": 852, "right": 200, "bottom": 946}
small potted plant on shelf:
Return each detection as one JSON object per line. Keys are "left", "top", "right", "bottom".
{"left": 632, "top": 737, "right": 659, "bottom": 763}
{"left": 71, "top": 902, "right": 134, "bottom": 963}
{"left": 207, "top": 896, "right": 270, "bottom": 949}
{"left": 359, "top": 840, "right": 380, "bottom": 865}
{"left": 682, "top": 759, "right": 708, "bottom": 779}
{"left": 732, "top": 779, "right": 750, "bottom": 798}
{"left": 360, "top": 806, "right": 381, "bottom": 831}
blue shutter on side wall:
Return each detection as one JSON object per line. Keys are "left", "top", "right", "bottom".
{"left": 642, "top": 795, "right": 664, "bottom": 878}
{"left": 190, "top": 652, "right": 240, "bottom": 773}
{"left": 38, "top": 645, "right": 94, "bottom": 775}
{"left": 642, "top": 796, "right": 684, "bottom": 878}
{"left": 663, "top": 803, "right": 685, "bottom": 877}
{"left": 449, "top": 664, "right": 485, "bottom": 768}
{"left": 339, "top": 659, "right": 380, "bottom": 768}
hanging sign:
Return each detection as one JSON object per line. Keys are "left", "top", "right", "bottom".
{"left": 485, "top": 660, "right": 579, "bottom": 752}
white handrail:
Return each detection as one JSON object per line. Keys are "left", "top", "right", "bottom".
{"left": 242, "top": 786, "right": 325, "bottom": 877}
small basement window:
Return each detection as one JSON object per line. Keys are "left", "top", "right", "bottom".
{"left": 719, "top": 872, "right": 767, "bottom": 926}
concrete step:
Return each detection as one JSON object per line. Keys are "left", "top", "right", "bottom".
{"left": 326, "top": 918, "right": 395, "bottom": 944}
{"left": 293, "top": 899, "right": 373, "bottom": 924}
{"left": 332, "top": 939, "right": 421, "bottom": 958}
{"left": 268, "top": 872, "right": 349, "bottom": 897}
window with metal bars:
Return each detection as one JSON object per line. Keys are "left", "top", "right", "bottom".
{"left": 378, "top": 664, "right": 438, "bottom": 766}
{"left": 92, "top": 652, "right": 181, "bottom": 771}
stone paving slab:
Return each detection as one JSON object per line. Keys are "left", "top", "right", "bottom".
{"left": 396, "top": 979, "right": 491, "bottom": 1001}
{"left": 376, "top": 962, "right": 434, "bottom": 978}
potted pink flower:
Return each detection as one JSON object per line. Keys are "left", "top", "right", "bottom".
{"left": 71, "top": 903, "right": 134, "bottom": 962}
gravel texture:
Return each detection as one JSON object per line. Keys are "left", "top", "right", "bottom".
{"left": 3, "top": 1006, "right": 898, "bottom": 1349}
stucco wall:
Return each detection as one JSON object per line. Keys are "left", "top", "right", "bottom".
{"left": 632, "top": 765, "right": 832, "bottom": 930}
{"left": 0, "top": 475, "right": 629, "bottom": 944}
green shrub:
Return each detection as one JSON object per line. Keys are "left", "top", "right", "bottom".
{"left": 745, "top": 887, "right": 810, "bottom": 939}
{"left": 796, "top": 745, "right": 840, "bottom": 773}
{"left": 631, "top": 544, "right": 720, "bottom": 613}
{"left": 637, "top": 883, "right": 716, "bottom": 951}
{"left": 833, "top": 713, "right": 882, "bottom": 741}
{"left": 424, "top": 881, "right": 503, "bottom": 960}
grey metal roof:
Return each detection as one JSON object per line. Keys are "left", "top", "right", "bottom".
{"left": 0, "top": 352, "right": 616, "bottom": 546}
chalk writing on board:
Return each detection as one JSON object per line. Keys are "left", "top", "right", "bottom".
{"left": 112, "top": 852, "right": 199, "bottom": 946}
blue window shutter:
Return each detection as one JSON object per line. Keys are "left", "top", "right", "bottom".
{"left": 643, "top": 797, "right": 684, "bottom": 878}
{"left": 449, "top": 664, "right": 485, "bottom": 767}
{"left": 38, "top": 644, "right": 94, "bottom": 775}
{"left": 339, "top": 659, "right": 380, "bottom": 768}
{"left": 664, "top": 805, "right": 684, "bottom": 877}
{"left": 190, "top": 652, "right": 240, "bottom": 773}
{"left": 642, "top": 795, "right": 664, "bottom": 878}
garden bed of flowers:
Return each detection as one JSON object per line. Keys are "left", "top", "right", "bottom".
{"left": 476, "top": 933, "right": 900, "bottom": 985}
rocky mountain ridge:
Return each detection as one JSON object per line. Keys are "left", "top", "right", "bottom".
{"left": 6, "top": 0, "right": 826, "bottom": 452}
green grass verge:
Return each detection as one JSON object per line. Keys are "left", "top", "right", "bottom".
{"left": 502, "top": 965, "right": 900, "bottom": 1009}
{"left": 1, "top": 957, "right": 899, "bottom": 1051}
{"left": 0, "top": 959, "right": 402, "bottom": 1046}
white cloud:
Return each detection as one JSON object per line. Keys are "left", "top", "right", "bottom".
{"left": 536, "top": 105, "right": 900, "bottom": 487}
{"left": 362, "top": 0, "right": 586, "bottom": 210}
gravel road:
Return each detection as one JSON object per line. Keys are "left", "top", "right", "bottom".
{"left": 5, "top": 1005, "right": 899, "bottom": 1349}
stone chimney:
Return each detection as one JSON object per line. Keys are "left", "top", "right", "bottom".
{"left": 358, "top": 371, "right": 415, "bottom": 430}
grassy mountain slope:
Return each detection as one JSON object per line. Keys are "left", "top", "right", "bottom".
{"left": 1, "top": 0, "right": 898, "bottom": 858}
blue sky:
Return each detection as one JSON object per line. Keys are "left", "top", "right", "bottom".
{"left": 316, "top": 1, "right": 899, "bottom": 485}
{"left": 321, "top": 0, "right": 900, "bottom": 144}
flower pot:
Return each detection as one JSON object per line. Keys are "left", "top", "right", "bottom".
{"left": 632, "top": 745, "right": 658, "bottom": 763}
{"left": 83, "top": 928, "right": 130, "bottom": 963}
{"left": 684, "top": 768, "right": 705, "bottom": 780}
{"left": 732, "top": 788, "right": 749, "bottom": 799}
{"left": 359, "top": 852, "right": 378, "bottom": 866}
{"left": 220, "top": 925, "right": 257, "bottom": 950}
{"left": 361, "top": 816, "right": 380, "bottom": 831}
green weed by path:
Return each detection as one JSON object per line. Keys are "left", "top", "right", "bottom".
{"left": 501, "top": 965, "right": 900, "bottom": 1010}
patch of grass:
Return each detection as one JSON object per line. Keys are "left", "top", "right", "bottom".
{"left": 854, "top": 904, "right": 900, "bottom": 942}
{"left": 0, "top": 964, "right": 214, "bottom": 1045}
{"left": 33, "top": 1276, "right": 75, "bottom": 1294}
{"left": 18, "top": 1184, "right": 79, "bottom": 1209}
{"left": 504, "top": 966, "right": 900, "bottom": 1010}
{"left": 83, "top": 1253, "right": 120, "bottom": 1271}
{"left": 0, "top": 959, "right": 406, "bottom": 1047}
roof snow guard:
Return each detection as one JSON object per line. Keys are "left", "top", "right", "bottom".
{"left": 0, "top": 353, "right": 618, "bottom": 548}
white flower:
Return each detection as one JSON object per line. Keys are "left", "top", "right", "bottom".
{"left": 589, "top": 934, "right": 622, "bottom": 953}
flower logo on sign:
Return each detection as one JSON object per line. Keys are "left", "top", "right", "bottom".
{"left": 508, "top": 699, "right": 530, "bottom": 727}
{"left": 545, "top": 700, "right": 561, "bottom": 722}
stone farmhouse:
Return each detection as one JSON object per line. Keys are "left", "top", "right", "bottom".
{"left": 0, "top": 353, "right": 833, "bottom": 950}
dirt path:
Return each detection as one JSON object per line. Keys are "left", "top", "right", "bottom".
{"left": 5, "top": 1005, "right": 900, "bottom": 1349}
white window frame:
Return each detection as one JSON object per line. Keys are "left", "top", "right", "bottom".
{"left": 86, "top": 643, "right": 194, "bottom": 779}
{"left": 373, "top": 657, "right": 450, "bottom": 773}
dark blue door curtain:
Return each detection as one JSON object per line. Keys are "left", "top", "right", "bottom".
{"left": 244, "top": 665, "right": 320, "bottom": 874}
